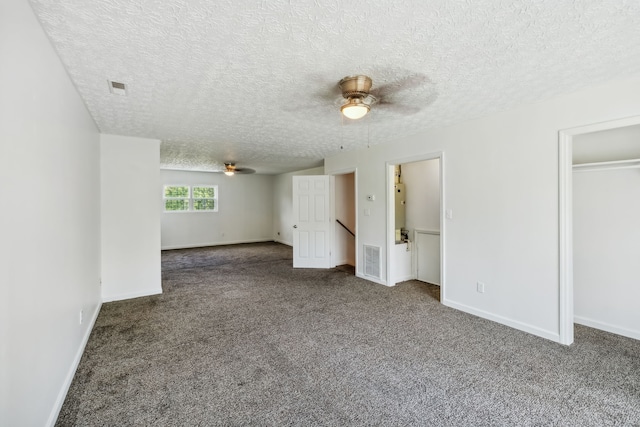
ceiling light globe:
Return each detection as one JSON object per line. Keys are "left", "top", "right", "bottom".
{"left": 224, "top": 171, "right": 234, "bottom": 176}
{"left": 341, "top": 103, "right": 370, "bottom": 120}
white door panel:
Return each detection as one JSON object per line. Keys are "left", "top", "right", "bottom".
{"left": 416, "top": 231, "right": 441, "bottom": 285}
{"left": 293, "top": 176, "right": 331, "bottom": 268}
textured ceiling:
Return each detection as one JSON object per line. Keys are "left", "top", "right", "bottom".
{"left": 30, "top": 0, "right": 640, "bottom": 174}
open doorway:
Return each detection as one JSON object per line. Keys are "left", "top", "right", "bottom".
{"left": 333, "top": 171, "right": 357, "bottom": 274}
{"left": 559, "top": 116, "right": 640, "bottom": 345}
{"left": 386, "top": 152, "right": 444, "bottom": 298}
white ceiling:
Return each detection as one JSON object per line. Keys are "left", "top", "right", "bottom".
{"left": 30, "top": 0, "right": 640, "bottom": 174}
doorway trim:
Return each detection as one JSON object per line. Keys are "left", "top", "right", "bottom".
{"left": 329, "top": 167, "right": 358, "bottom": 274}
{"left": 558, "top": 115, "right": 640, "bottom": 345}
{"left": 385, "top": 151, "right": 445, "bottom": 297}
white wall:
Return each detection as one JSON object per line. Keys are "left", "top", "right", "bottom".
{"left": 0, "top": 1, "right": 101, "bottom": 425}
{"left": 161, "top": 169, "right": 274, "bottom": 249}
{"left": 273, "top": 167, "right": 324, "bottom": 246}
{"left": 325, "top": 74, "right": 640, "bottom": 342}
{"left": 403, "top": 159, "right": 440, "bottom": 233}
{"left": 573, "top": 166, "right": 640, "bottom": 340}
{"left": 101, "top": 134, "right": 161, "bottom": 302}
{"left": 334, "top": 173, "right": 355, "bottom": 266}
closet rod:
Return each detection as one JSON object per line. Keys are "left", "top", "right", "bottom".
{"left": 573, "top": 158, "right": 640, "bottom": 172}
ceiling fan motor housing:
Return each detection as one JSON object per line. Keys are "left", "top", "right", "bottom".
{"left": 339, "top": 75, "right": 373, "bottom": 99}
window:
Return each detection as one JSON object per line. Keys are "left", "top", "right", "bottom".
{"left": 164, "top": 186, "right": 190, "bottom": 211}
{"left": 163, "top": 185, "right": 218, "bottom": 212}
{"left": 192, "top": 186, "right": 217, "bottom": 211}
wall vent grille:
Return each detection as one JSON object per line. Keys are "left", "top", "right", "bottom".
{"left": 363, "top": 245, "right": 381, "bottom": 279}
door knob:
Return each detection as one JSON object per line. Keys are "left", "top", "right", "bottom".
{"left": 293, "top": 225, "right": 297, "bottom": 228}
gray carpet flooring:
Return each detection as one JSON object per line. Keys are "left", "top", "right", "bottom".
{"left": 56, "top": 242, "right": 640, "bottom": 426}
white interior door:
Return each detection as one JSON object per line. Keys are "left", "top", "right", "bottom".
{"left": 293, "top": 175, "right": 332, "bottom": 268}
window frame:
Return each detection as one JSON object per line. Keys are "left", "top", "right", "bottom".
{"left": 163, "top": 185, "right": 191, "bottom": 213}
{"left": 191, "top": 185, "right": 218, "bottom": 212}
{"left": 163, "top": 184, "right": 219, "bottom": 213}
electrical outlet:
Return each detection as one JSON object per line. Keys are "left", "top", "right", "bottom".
{"left": 477, "top": 282, "right": 485, "bottom": 293}
{"left": 79, "top": 309, "right": 84, "bottom": 325}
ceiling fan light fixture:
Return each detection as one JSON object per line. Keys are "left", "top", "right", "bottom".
{"left": 341, "top": 98, "right": 370, "bottom": 120}
{"left": 223, "top": 163, "right": 236, "bottom": 176}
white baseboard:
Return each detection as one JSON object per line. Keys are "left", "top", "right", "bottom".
{"left": 356, "top": 272, "right": 391, "bottom": 287}
{"left": 273, "top": 238, "right": 292, "bottom": 247}
{"left": 161, "top": 238, "right": 274, "bottom": 251}
{"left": 443, "top": 298, "right": 560, "bottom": 343}
{"left": 46, "top": 302, "right": 102, "bottom": 427}
{"left": 394, "top": 274, "right": 416, "bottom": 283}
{"left": 574, "top": 316, "right": 640, "bottom": 340}
{"left": 102, "top": 288, "right": 162, "bottom": 303}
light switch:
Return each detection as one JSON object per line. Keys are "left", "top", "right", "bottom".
{"left": 364, "top": 208, "right": 371, "bottom": 216}
{"left": 446, "top": 209, "right": 453, "bottom": 219}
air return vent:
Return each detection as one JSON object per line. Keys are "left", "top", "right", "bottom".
{"left": 108, "top": 80, "right": 127, "bottom": 96}
{"left": 363, "top": 245, "right": 381, "bottom": 279}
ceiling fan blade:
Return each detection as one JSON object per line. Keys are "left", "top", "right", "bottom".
{"left": 375, "top": 102, "right": 423, "bottom": 115}
{"left": 235, "top": 168, "right": 256, "bottom": 174}
{"left": 370, "top": 73, "right": 430, "bottom": 98}
{"left": 307, "top": 73, "right": 342, "bottom": 101}
{"left": 283, "top": 93, "right": 342, "bottom": 113}
{"left": 283, "top": 74, "right": 342, "bottom": 113}
{"left": 316, "top": 85, "right": 343, "bottom": 102}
